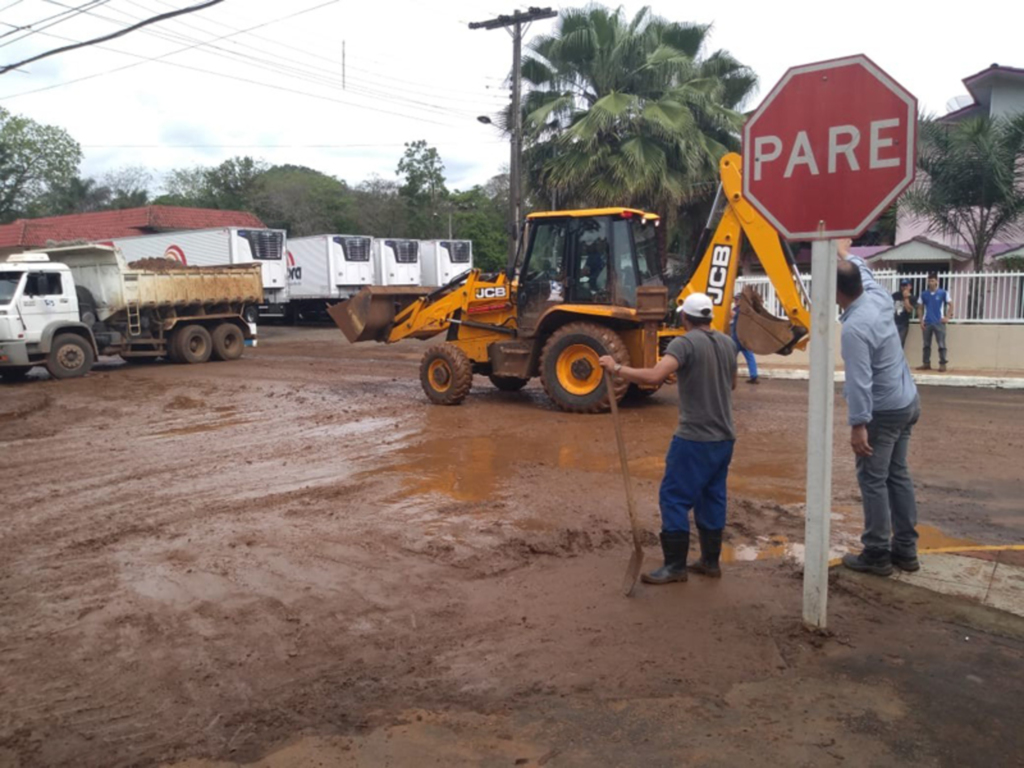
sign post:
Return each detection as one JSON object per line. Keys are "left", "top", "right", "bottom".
{"left": 741, "top": 55, "right": 917, "bottom": 629}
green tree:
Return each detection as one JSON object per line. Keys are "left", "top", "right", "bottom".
{"left": 252, "top": 164, "right": 355, "bottom": 236}
{"left": 0, "top": 106, "right": 82, "bottom": 222}
{"left": 351, "top": 176, "right": 409, "bottom": 236}
{"left": 30, "top": 176, "right": 111, "bottom": 216}
{"left": 396, "top": 140, "right": 448, "bottom": 238}
{"left": 519, "top": 5, "right": 757, "bottom": 259}
{"left": 156, "top": 156, "right": 267, "bottom": 211}
{"left": 903, "top": 114, "right": 1024, "bottom": 271}
{"left": 101, "top": 166, "right": 152, "bottom": 209}
{"left": 449, "top": 179, "right": 509, "bottom": 272}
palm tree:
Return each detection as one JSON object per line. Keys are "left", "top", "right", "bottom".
{"left": 903, "top": 114, "right": 1024, "bottom": 272}
{"left": 519, "top": 5, "right": 757, "bottom": 250}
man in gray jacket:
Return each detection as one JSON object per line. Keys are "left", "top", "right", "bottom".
{"left": 836, "top": 239, "right": 922, "bottom": 576}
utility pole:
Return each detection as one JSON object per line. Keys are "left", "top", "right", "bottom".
{"left": 470, "top": 7, "right": 557, "bottom": 265}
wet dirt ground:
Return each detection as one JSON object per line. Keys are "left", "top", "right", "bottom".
{"left": 1, "top": 326, "right": 1023, "bottom": 768}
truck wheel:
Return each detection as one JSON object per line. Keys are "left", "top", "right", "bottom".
{"left": 174, "top": 324, "right": 213, "bottom": 364}
{"left": 211, "top": 323, "right": 244, "bottom": 361}
{"left": 0, "top": 366, "right": 33, "bottom": 382}
{"left": 420, "top": 344, "right": 473, "bottom": 405}
{"left": 489, "top": 374, "right": 528, "bottom": 392}
{"left": 242, "top": 305, "right": 259, "bottom": 325}
{"left": 540, "top": 322, "right": 629, "bottom": 413}
{"left": 46, "top": 334, "right": 95, "bottom": 379}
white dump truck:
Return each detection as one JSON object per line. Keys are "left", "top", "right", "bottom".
{"left": 286, "top": 234, "right": 374, "bottom": 318}
{"left": 373, "top": 238, "right": 421, "bottom": 287}
{"left": 419, "top": 239, "right": 473, "bottom": 287}
{"left": 0, "top": 245, "right": 262, "bottom": 381}
{"left": 106, "top": 227, "right": 288, "bottom": 322}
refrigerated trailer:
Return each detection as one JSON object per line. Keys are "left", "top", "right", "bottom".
{"left": 105, "top": 227, "right": 288, "bottom": 322}
{"left": 373, "top": 239, "right": 420, "bottom": 286}
{"left": 420, "top": 239, "right": 473, "bottom": 287}
{"left": 287, "top": 234, "right": 374, "bottom": 318}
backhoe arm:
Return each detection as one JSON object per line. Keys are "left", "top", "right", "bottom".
{"left": 676, "top": 153, "right": 811, "bottom": 354}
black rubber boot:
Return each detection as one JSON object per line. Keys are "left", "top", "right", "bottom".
{"left": 842, "top": 548, "right": 894, "bottom": 576}
{"left": 688, "top": 526, "right": 723, "bottom": 578}
{"left": 641, "top": 530, "right": 689, "bottom": 584}
{"left": 891, "top": 550, "right": 921, "bottom": 572}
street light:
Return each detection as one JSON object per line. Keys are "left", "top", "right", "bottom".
{"left": 477, "top": 115, "right": 493, "bottom": 125}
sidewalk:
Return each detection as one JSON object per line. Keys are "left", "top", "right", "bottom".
{"left": 746, "top": 363, "right": 1024, "bottom": 389}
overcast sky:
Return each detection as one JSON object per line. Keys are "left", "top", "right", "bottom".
{"left": 0, "top": 0, "right": 1016, "bottom": 195}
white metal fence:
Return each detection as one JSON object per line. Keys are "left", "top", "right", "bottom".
{"left": 737, "top": 269, "right": 1024, "bottom": 324}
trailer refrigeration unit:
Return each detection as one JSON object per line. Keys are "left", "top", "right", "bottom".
{"left": 420, "top": 239, "right": 473, "bottom": 287}
{"left": 106, "top": 227, "right": 288, "bottom": 323}
{"left": 373, "top": 238, "right": 421, "bottom": 287}
{"left": 287, "top": 234, "right": 374, "bottom": 318}
{"left": 0, "top": 245, "right": 261, "bottom": 381}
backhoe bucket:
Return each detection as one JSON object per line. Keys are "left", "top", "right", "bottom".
{"left": 328, "top": 286, "right": 430, "bottom": 343}
{"left": 734, "top": 286, "right": 806, "bottom": 356}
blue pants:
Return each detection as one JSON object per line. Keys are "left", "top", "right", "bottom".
{"left": 659, "top": 436, "right": 735, "bottom": 533}
{"left": 732, "top": 328, "right": 757, "bottom": 379}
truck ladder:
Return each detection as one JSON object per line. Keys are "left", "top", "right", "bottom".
{"left": 123, "top": 274, "right": 142, "bottom": 337}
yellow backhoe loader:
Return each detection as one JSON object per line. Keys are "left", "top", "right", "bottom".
{"left": 329, "top": 153, "right": 813, "bottom": 413}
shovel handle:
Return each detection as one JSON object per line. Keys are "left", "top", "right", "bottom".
{"left": 605, "top": 371, "right": 644, "bottom": 551}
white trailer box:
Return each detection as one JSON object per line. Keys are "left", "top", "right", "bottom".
{"left": 420, "top": 239, "right": 473, "bottom": 287}
{"left": 105, "top": 227, "right": 288, "bottom": 319}
{"left": 288, "top": 234, "right": 374, "bottom": 301}
{"left": 373, "top": 238, "right": 420, "bottom": 286}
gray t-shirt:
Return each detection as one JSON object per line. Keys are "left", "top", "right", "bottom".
{"left": 664, "top": 329, "right": 737, "bottom": 442}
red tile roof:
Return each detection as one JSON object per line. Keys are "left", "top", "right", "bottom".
{"left": 0, "top": 206, "right": 266, "bottom": 250}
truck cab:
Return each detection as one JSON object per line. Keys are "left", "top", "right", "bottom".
{"left": 0, "top": 254, "right": 96, "bottom": 381}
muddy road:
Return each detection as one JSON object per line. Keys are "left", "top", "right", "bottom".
{"left": 1, "top": 326, "right": 1022, "bottom": 767}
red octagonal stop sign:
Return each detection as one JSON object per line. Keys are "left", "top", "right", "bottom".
{"left": 742, "top": 55, "right": 917, "bottom": 240}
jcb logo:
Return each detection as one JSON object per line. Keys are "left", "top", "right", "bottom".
{"left": 475, "top": 286, "right": 507, "bottom": 300}
{"left": 706, "top": 245, "right": 732, "bottom": 305}
{"left": 288, "top": 266, "right": 302, "bottom": 282}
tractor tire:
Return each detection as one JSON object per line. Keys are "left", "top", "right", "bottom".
{"left": 420, "top": 344, "right": 473, "bottom": 405}
{"left": 174, "top": 324, "right": 213, "bottom": 364}
{"left": 46, "top": 333, "right": 94, "bottom": 379}
{"left": 540, "top": 322, "right": 629, "bottom": 413}
{"left": 0, "top": 366, "right": 33, "bottom": 382}
{"left": 489, "top": 374, "right": 528, "bottom": 392}
{"left": 211, "top": 323, "right": 245, "bottom": 361}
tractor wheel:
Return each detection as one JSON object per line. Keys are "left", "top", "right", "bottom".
{"left": 539, "top": 322, "right": 629, "bottom": 413}
{"left": 211, "top": 323, "right": 245, "bottom": 361}
{"left": 174, "top": 324, "right": 213, "bottom": 364}
{"left": 489, "top": 374, "right": 528, "bottom": 392}
{"left": 420, "top": 344, "right": 473, "bottom": 405}
{"left": 46, "top": 334, "right": 95, "bottom": 379}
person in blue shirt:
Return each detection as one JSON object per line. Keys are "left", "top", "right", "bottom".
{"left": 730, "top": 293, "right": 759, "bottom": 384}
{"left": 836, "top": 239, "right": 922, "bottom": 576}
{"left": 917, "top": 272, "right": 953, "bottom": 372}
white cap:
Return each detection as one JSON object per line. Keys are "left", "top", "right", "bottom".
{"left": 679, "top": 292, "right": 714, "bottom": 319}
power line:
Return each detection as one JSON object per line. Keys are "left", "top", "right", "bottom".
{"left": 79, "top": 141, "right": 507, "bottom": 148}
{"left": 0, "top": 0, "right": 225, "bottom": 75}
{"left": 0, "top": 0, "right": 112, "bottom": 47}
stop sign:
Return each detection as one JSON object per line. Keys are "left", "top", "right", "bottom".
{"left": 742, "top": 55, "right": 917, "bottom": 240}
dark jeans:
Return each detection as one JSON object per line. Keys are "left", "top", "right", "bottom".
{"left": 855, "top": 397, "right": 921, "bottom": 554}
{"left": 897, "top": 323, "right": 909, "bottom": 348}
{"left": 659, "top": 437, "right": 735, "bottom": 533}
{"left": 922, "top": 323, "right": 947, "bottom": 365}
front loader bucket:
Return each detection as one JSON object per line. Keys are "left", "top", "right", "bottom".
{"left": 735, "top": 287, "right": 807, "bottom": 356}
{"left": 328, "top": 286, "right": 430, "bottom": 343}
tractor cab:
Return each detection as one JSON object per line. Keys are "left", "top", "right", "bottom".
{"left": 513, "top": 208, "right": 662, "bottom": 337}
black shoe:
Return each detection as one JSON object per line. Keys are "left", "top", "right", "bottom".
{"left": 746, "top": 377, "right": 760, "bottom": 385}
{"left": 688, "top": 526, "right": 723, "bottom": 578}
{"left": 842, "top": 549, "right": 893, "bottom": 577}
{"left": 642, "top": 530, "right": 689, "bottom": 584}
{"left": 892, "top": 552, "right": 920, "bottom": 572}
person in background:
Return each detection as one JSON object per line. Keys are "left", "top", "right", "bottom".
{"left": 730, "top": 293, "right": 759, "bottom": 384}
{"left": 836, "top": 239, "right": 921, "bottom": 576}
{"left": 917, "top": 273, "right": 952, "bottom": 372}
{"left": 891, "top": 278, "right": 916, "bottom": 349}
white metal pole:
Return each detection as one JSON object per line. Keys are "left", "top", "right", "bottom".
{"left": 803, "top": 235, "right": 837, "bottom": 629}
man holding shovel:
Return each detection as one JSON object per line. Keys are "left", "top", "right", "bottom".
{"left": 599, "top": 293, "right": 738, "bottom": 584}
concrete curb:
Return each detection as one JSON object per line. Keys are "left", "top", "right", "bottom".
{"left": 743, "top": 368, "right": 1024, "bottom": 390}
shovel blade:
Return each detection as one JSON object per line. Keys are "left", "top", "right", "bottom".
{"left": 622, "top": 547, "right": 644, "bottom": 597}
